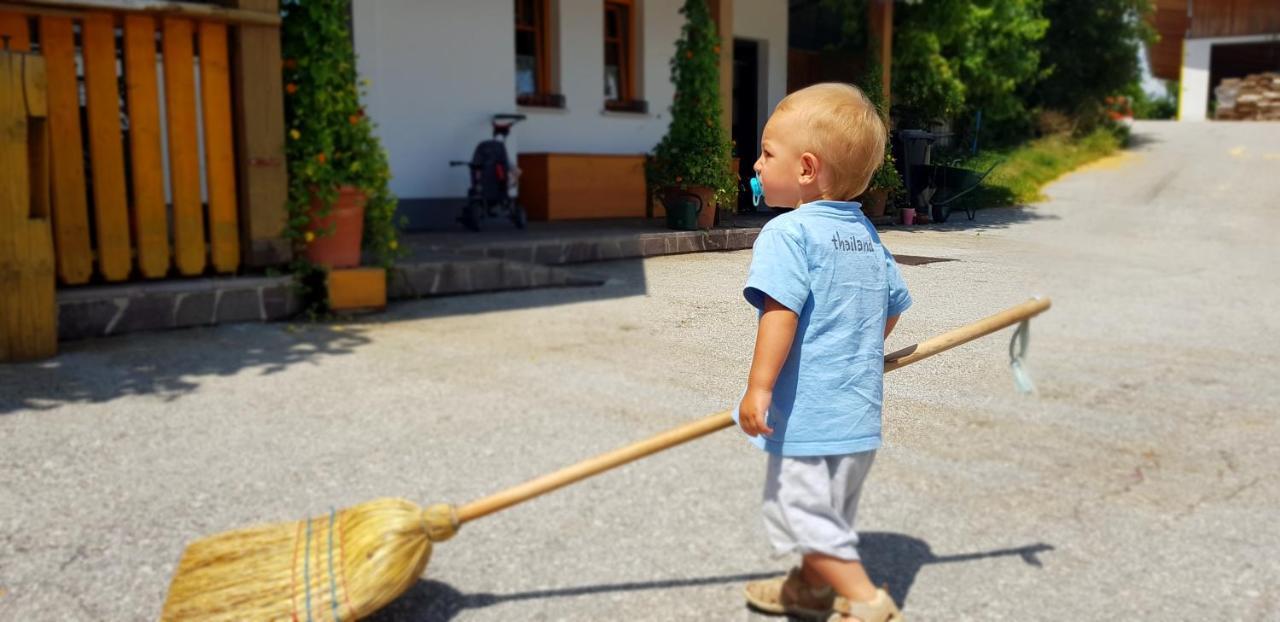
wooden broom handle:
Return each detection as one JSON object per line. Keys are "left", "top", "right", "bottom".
{"left": 456, "top": 297, "right": 1052, "bottom": 524}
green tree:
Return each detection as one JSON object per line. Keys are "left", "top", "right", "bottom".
{"left": 858, "top": 45, "right": 903, "bottom": 196}
{"left": 648, "top": 0, "right": 736, "bottom": 206}
{"left": 892, "top": 0, "right": 1048, "bottom": 137}
{"left": 1033, "top": 0, "right": 1154, "bottom": 117}
{"left": 1128, "top": 79, "right": 1178, "bottom": 120}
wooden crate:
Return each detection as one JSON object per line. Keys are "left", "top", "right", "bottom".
{"left": 517, "top": 153, "right": 648, "bottom": 220}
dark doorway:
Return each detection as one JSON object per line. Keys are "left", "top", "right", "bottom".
{"left": 733, "top": 38, "right": 761, "bottom": 212}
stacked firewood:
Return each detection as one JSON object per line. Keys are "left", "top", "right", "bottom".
{"left": 1214, "top": 73, "right": 1280, "bottom": 121}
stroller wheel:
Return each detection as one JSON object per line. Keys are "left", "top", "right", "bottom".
{"left": 511, "top": 204, "right": 528, "bottom": 230}
{"left": 460, "top": 200, "right": 483, "bottom": 232}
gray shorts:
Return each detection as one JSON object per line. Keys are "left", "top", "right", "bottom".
{"left": 762, "top": 451, "right": 876, "bottom": 561}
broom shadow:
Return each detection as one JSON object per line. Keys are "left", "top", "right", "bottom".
{"left": 367, "top": 533, "right": 1054, "bottom": 621}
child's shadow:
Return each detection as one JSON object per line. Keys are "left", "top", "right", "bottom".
{"left": 366, "top": 532, "right": 1054, "bottom": 621}
{"left": 859, "top": 532, "right": 1054, "bottom": 607}
{"left": 363, "top": 532, "right": 1049, "bottom": 619}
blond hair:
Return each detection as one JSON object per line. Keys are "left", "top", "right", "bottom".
{"left": 774, "top": 83, "right": 887, "bottom": 200}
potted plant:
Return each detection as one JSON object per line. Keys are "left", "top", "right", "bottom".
{"left": 646, "top": 0, "right": 736, "bottom": 231}
{"left": 282, "top": 0, "right": 399, "bottom": 278}
{"left": 857, "top": 44, "right": 903, "bottom": 221}
{"left": 861, "top": 149, "right": 903, "bottom": 221}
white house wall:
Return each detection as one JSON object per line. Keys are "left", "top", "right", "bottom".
{"left": 352, "top": 1, "right": 514, "bottom": 200}
{"left": 1179, "top": 39, "right": 1212, "bottom": 121}
{"left": 515, "top": 0, "right": 683, "bottom": 154}
{"left": 352, "top": 0, "right": 787, "bottom": 204}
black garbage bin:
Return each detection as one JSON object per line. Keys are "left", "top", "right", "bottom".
{"left": 897, "top": 129, "right": 940, "bottom": 212}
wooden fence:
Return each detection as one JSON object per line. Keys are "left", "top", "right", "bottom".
{"left": 0, "top": 1, "right": 286, "bottom": 286}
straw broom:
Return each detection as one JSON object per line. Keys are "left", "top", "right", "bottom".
{"left": 161, "top": 297, "right": 1051, "bottom": 621}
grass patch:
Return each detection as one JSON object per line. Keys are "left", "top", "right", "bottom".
{"left": 947, "top": 128, "right": 1124, "bottom": 210}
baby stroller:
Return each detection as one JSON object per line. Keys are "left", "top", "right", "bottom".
{"left": 449, "top": 113, "right": 529, "bottom": 231}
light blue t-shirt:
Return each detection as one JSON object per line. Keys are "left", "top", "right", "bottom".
{"left": 735, "top": 200, "right": 912, "bottom": 456}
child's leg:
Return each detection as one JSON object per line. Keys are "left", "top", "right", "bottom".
{"left": 801, "top": 552, "right": 878, "bottom": 603}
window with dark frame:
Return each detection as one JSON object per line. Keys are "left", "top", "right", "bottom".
{"left": 603, "top": 0, "right": 646, "bottom": 112}
{"left": 516, "top": 0, "right": 562, "bottom": 107}
{"left": 604, "top": 0, "right": 632, "bottom": 103}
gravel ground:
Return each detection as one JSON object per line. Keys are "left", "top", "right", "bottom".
{"left": 2, "top": 121, "right": 1278, "bottom": 621}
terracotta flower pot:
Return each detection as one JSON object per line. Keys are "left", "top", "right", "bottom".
{"left": 860, "top": 188, "right": 888, "bottom": 219}
{"left": 689, "top": 185, "right": 717, "bottom": 230}
{"left": 305, "top": 186, "right": 367, "bottom": 269}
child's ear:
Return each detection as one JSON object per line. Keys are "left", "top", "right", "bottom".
{"left": 799, "top": 152, "right": 820, "bottom": 185}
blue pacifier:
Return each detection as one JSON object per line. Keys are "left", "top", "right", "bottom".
{"left": 749, "top": 175, "right": 764, "bottom": 207}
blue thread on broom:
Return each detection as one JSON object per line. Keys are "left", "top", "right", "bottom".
{"left": 303, "top": 519, "right": 313, "bottom": 622}
{"left": 329, "top": 508, "right": 343, "bottom": 622}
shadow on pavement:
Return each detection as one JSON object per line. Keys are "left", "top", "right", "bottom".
{"left": 0, "top": 323, "right": 372, "bottom": 415}
{"left": 1123, "top": 130, "right": 1163, "bottom": 151}
{"left": 890, "top": 204, "right": 1061, "bottom": 234}
{"left": 374, "top": 258, "right": 651, "bottom": 323}
{"left": 367, "top": 571, "right": 779, "bottom": 621}
{"left": 367, "top": 532, "right": 1054, "bottom": 621}
{"left": 860, "top": 532, "right": 1055, "bottom": 607}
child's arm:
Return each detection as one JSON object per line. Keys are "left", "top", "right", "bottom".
{"left": 739, "top": 296, "right": 798, "bottom": 437}
{"left": 885, "top": 314, "right": 900, "bottom": 339}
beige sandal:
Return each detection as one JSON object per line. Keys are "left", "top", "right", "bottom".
{"left": 826, "top": 588, "right": 903, "bottom": 622}
{"left": 744, "top": 567, "right": 835, "bottom": 619}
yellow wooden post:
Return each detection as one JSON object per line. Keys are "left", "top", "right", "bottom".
{"left": 868, "top": 0, "right": 894, "bottom": 112}
{"left": 228, "top": 0, "right": 291, "bottom": 267}
{"left": 83, "top": 12, "right": 134, "bottom": 281}
{"left": 707, "top": 0, "right": 733, "bottom": 144}
{"left": 163, "top": 17, "right": 208, "bottom": 277}
{"left": 124, "top": 14, "right": 173, "bottom": 279}
{"left": 0, "top": 49, "right": 58, "bottom": 361}
{"left": 40, "top": 15, "right": 94, "bottom": 285}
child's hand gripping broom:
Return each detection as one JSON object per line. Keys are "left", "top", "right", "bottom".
{"left": 161, "top": 297, "right": 1051, "bottom": 621}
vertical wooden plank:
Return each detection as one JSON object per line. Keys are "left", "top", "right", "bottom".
{"left": 868, "top": 0, "right": 893, "bottom": 110}
{"left": 123, "top": 14, "right": 170, "bottom": 278}
{"left": 22, "top": 54, "right": 57, "bottom": 359}
{"left": 0, "top": 11, "right": 30, "bottom": 52}
{"left": 0, "top": 52, "right": 21, "bottom": 361}
{"left": 707, "top": 0, "right": 733, "bottom": 141}
{"left": 83, "top": 11, "right": 133, "bottom": 281}
{"left": 228, "top": 0, "right": 290, "bottom": 267}
{"left": 39, "top": 16, "right": 93, "bottom": 285}
{"left": 162, "top": 17, "right": 206, "bottom": 276}
{"left": 198, "top": 20, "right": 239, "bottom": 273}
{"left": 0, "top": 51, "right": 57, "bottom": 362}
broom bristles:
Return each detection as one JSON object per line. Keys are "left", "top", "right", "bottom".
{"left": 161, "top": 498, "right": 432, "bottom": 621}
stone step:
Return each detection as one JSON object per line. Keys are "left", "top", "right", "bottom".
{"left": 57, "top": 276, "right": 298, "bottom": 341}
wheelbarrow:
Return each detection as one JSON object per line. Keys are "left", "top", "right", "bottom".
{"left": 911, "top": 158, "right": 1002, "bottom": 223}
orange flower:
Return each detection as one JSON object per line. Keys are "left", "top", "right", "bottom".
{"left": 316, "top": 153, "right": 327, "bottom": 164}
{"left": 348, "top": 114, "right": 361, "bottom": 125}
{"left": 713, "top": 46, "right": 720, "bottom": 54}
{"left": 283, "top": 58, "right": 297, "bottom": 70}
{"left": 286, "top": 83, "right": 298, "bottom": 95}
{"left": 685, "top": 51, "right": 693, "bottom": 59}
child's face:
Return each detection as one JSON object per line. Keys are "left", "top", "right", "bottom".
{"left": 752, "top": 111, "right": 821, "bottom": 208}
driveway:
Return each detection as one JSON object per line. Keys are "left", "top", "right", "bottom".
{"left": 1, "top": 121, "right": 1277, "bottom": 620}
